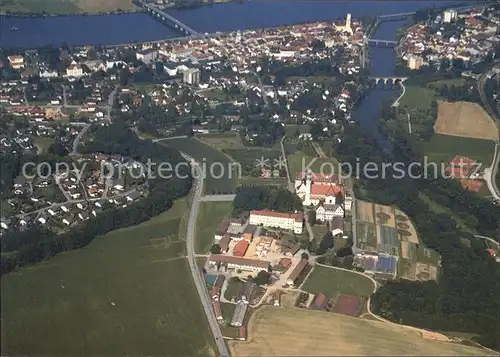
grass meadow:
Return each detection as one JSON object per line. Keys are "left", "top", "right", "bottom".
{"left": 159, "top": 138, "right": 239, "bottom": 194}
{"left": 1, "top": 197, "right": 216, "bottom": 357}
{"left": 195, "top": 201, "right": 233, "bottom": 254}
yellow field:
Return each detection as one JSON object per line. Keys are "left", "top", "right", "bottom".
{"left": 356, "top": 200, "right": 375, "bottom": 224}
{"left": 73, "top": 0, "right": 136, "bottom": 12}
{"left": 434, "top": 101, "right": 499, "bottom": 141}
{"left": 229, "top": 307, "right": 495, "bottom": 356}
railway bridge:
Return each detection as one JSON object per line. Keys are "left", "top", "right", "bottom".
{"left": 142, "top": 2, "right": 201, "bottom": 36}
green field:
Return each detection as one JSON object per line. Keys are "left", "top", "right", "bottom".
{"left": 196, "top": 201, "right": 233, "bottom": 254}
{"left": 302, "top": 265, "right": 375, "bottom": 298}
{"left": 223, "top": 148, "right": 282, "bottom": 176}
{"left": 421, "top": 133, "right": 495, "bottom": 166}
{"left": 159, "top": 138, "right": 239, "bottom": 194}
{"left": 197, "top": 133, "right": 245, "bottom": 150}
{"left": 2, "top": 0, "right": 79, "bottom": 13}
{"left": 0, "top": 197, "right": 216, "bottom": 357}
{"left": 2, "top": 0, "right": 137, "bottom": 13}
{"left": 400, "top": 86, "right": 437, "bottom": 110}
{"left": 224, "top": 278, "right": 243, "bottom": 302}
{"left": 287, "top": 151, "right": 339, "bottom": 180}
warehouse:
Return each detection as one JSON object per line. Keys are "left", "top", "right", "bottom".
{"left": 230, "top": 302, "right": 248, "bottom": 327}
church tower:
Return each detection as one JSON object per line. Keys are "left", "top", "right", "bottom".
{"left": 304, "top": 170, "right": 312, "bottom": 206}
{"left": 345, "top": 13, "right": 352, "bottom": 32}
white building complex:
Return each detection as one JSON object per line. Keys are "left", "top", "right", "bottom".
{"left": 249, "top": 209, "right": 304, "bottom": 234}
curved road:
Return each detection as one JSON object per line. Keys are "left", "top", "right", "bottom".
{"left": 478, "top": 73, "right": 500, "bottom": 200}
{"left": 183, "top": 155, "right": 229, "bottom": 357}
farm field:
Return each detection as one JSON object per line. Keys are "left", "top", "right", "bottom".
{"left": 356, "top": 200, "right": 375, "bottom": 224}
{"left": 3, "top": 0, "right": 137, "bottom": 13}
{"left": 434, "top": 101, "right": 499, "bottom": 141}
{"left": 159, "top": 138, "right": 239, "bottom": 194}
{"left": 224, "top": 148, "right": 283, "bottom": 176}
{"left": 0, "top": 197, "right": 216, "bottom": 357}
{"left": 421, "top": 133, "right": 495, "bottom": 167}
{"left": 229, "top": 307, "right": 492, "bottom": 357}
{"left": 197, "top": 133, "right": 245, "bottom": 150}
{"left": 302, "top": 265, "right": 375, "bottom": 298}
{"left": 195, "top": 201, "right": 233, "bottom": 254}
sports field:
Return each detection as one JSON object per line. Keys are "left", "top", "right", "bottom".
{"left": 1, "top": 197, "right": 215, "bottom": 357}
{"left": 434, "top": 101, "right": 499, "bottom": 141}
{"left": 159, "top": 138, "right": 239, "bottom": 194}
{"left": 302, "top": 265, "right": 375, "bottom": 298}
{"left": 229, "top": 307, "right": 493, "bottom": 356}
{"left": 195, "top": 201, "right": 233, "bottom": 254}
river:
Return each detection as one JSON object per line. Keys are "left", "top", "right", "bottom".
{"left": 3, "top": 1, "right": 471, "bottom": 48}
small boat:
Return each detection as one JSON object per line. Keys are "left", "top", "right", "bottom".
{"left": 10, "top": 26, "right": 18, "bottom": 31}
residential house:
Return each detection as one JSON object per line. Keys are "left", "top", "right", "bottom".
{"left": 126, "top": 190, "right": 142, "bottom": 202}
{"left": 78, "top": 211, "right": 90, "bottom": 221}
{"left": 62, "top": 216, "right": 74, "bottom": 226}
{"left": 37, "top": 214, "right": 48, "bottom": 225}
{"left": 113, "top": 178, "right": 125, "bottom": 191}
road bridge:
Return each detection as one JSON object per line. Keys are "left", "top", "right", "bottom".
{"left": 370, "top": 76, "right": 408, "bottom": 85}
{"left": 142, "top": 2, "right": 200, "bottom": 36}
{"left": 367, "top": 39, "right": 398, "bottom": 47}
{"left": 377, "top": 11, "right": 416, "bottom": 21}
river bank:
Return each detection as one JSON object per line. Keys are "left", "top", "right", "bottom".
{"left": 0, "top": 9, "right": 142, "bottom": 18}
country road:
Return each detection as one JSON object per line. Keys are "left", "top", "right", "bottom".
{"left": 183, "top": 154, "right": 230, "bottom": 357}
{"left": 483, "top": 142, "right": 500, "bottom": 200}
{"left": 478, "top": 73, "right": 500, "bottom": 200}
{"left": 70, "top": 85, "right": 118, "bottom": 155}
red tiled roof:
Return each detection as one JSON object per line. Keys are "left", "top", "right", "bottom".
{"left": 279, "top": 258, "right": 292, "bottom": 268}
{"left": 460, "top": 179, "right": 482, "bottom": 192}
{"left": 233, "top": 240, "right": 249, "bottom": 257}
{"left": 450, "top": 155, "right": 477, "bottom": 167}
{"left": 287, "top": 258, "right": 309, "bottom": 283}
{"left": 310, "top": 184, "right": 343, "bottom": 197}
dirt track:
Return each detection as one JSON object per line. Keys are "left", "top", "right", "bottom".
{"left": 229, "top": 307, "right": 496, "bottom": 356}
{"left": 434, "top": 101, "right": 499, "bottom": 141}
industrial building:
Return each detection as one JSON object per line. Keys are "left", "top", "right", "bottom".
{"left": 230, "top": 302, "right": 248, "bottom": 327}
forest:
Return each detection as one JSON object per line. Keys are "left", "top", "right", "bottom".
{"left": 330, "top": 112, "right": 500, "bottom": 350}
{"left": 232, "top": 186, "right": 303, "bottom": 215}
{"left": 0, "top": 123, "right": 192, "bottom": 275}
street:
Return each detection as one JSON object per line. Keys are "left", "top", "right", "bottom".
{"left": 183, "top": 155, "right": 230, "bottom": 357}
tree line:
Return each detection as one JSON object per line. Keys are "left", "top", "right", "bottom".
{"left": 329, "top": 116, "right": 500, "bottom": 350}
{"left": 232, "top": 186, "right": 303, "bottom": 215}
